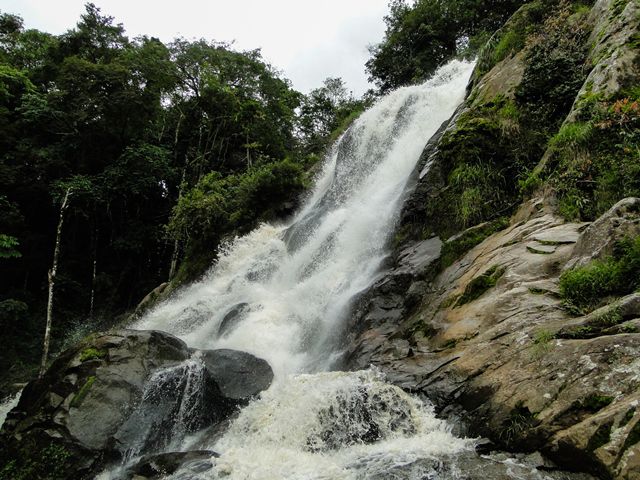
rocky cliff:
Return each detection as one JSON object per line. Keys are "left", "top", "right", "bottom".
{"left": 345, "top": 0, "right": 640, "bottom": 478}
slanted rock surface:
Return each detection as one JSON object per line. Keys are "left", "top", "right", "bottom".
{"left": 0, "top": 330, "right": 273, "bottom": 480}
{"left": 346, "top": 198, "right": 640, "bottom": 479}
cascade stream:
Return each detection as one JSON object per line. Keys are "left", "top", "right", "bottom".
{"left": 100, "top": 60, "right": 560, "bottom": 479}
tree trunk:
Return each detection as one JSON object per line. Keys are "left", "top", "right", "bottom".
{"left": 39, "top": 188, "right": 71, "bottom": 378}
{"left": 168, "top": 112, "right": 185, "bottom": 282}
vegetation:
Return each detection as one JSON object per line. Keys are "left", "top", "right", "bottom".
{"left": 366, "top": 0, "right": 526, "bottom": 92}
{"left": 0, "top": 444, "right": 71, "bottom": 480}
{"left": 549, "top": 94, "right": 640, "bottom": 220}
{"left": 439, "top": 218, "right": 509, "bottom": 268}
{"left": 559, "top": 236, "right": 640, "bottom": 312}
{"left": 456, "top": 264, "right": 505, "bottom": 306}
{"left": 78, "top": 347, "right": 106, "bottom": 362}
{"left": 0, "top": 4, "right": 363, "bottom": 395}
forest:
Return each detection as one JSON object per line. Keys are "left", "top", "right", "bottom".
{"left": 0, "top": 0, "right": 540, "bottom": 394}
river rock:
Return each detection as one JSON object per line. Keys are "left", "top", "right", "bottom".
{"left": 126, "top": 450, "right": 218, "bottom": 479}
{"left": 0, "top": 330, "right": 273, "bottom": 479}
{"left": 199, "top": 348, "right": 274, "bottom": 403}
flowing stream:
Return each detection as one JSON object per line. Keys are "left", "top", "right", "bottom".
{"left": 126, "top": 60, "right": 484, "bottom": 479}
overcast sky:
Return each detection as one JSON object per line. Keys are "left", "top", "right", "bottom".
{"left": 1, "top": 0, "right": 390, "bottom": 95}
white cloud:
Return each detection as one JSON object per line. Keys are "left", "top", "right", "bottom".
{"left": 1, "top": 0, "right": 389, "bottom": 94}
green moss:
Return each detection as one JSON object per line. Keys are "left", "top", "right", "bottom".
{"left": 532, "top": 328, "right": 555, "bottom": 357}
{"left": 78, "top": 347, "right": 106, "bottom": 362}
{"left": 610, "top": 0, "right": 628, "bottom": 18}
{"left": 475, "top": 0, "right": 548, "bottom": 77}
{"left": 559, "top": 236, "right": 640, "bottom": 312}
{"left": 492, "top": 29, "right": 525, "bottom": 65}
{"left": 587, "top": 422, "right": 613, "bottom": 451}
{"left": 622, "top": 419, "right": 640, "bottom": 453}
{"left": 441, "top": 338, "right": 458, "bottom": 350}
{"left": 456, "top": 265, "right": 505, "bottom": 306}
{"left": 620, "top": 407, "right": 636, "bottom": 427}
{"left": 580, "top": 394, "right": 614, "bottom": 412}
{"left": 519, "top": 169, "right": 543, "bottom": 195}
{"left": 549, "top": 122, "right": 593, "bottom": 150}
{"left": 439, "top": 294, "right": 460, "bottom": 310}
{"left": 551, "top": 93, "right": 640, "bottom": 221}
{"left": 528, "top": 287, "right": 548, "bottom": 295}
{"left": 70, "top": 375, "right": 96, "bottom": 408}
{"left": 439, "top": 218, "right": 509, "bottom": 269}
{"left": 592, "top": 306, "right": 624, "bottom": 328}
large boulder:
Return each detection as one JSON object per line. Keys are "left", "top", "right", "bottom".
{"left": 0, "top": 330, "right": 273, "bottom": 480}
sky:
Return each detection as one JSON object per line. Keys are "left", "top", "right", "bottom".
{"left": 1, "top": 0, "right": 390, "bottom": 95}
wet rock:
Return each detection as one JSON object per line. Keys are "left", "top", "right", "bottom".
{"left": 349, "top": 199, "right": 640, "bottom": 478}
{"left": 565, "top": 197, "right": 640, "bottom": 271}
{"left": 0, "top": 330, "right": 273, "bottom": 479}
{"left": 218, "top": 302, "right": 250, "bottom": 336}
{"left": 126, "top": 450, "right": 217, "bottom": 479}
{"left": 199, "top": 349, "right": 273, "bottom": 403}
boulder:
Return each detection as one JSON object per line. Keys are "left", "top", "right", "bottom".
{"left": 125, "top": 450, "right": 217, "bottom": 479}
{"left": 0, "top": 330, "right": 273, "bottom": 480}
{"left": 565, "top": 197, "right": 640, "bottom": 271}
{"left": 199, "top": 349, "right": 274, "bottom": 403}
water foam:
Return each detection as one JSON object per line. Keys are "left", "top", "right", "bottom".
{"left": 135, "top": 60, "right": 475, "bottom": 378}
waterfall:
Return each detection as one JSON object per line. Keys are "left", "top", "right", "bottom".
{"left": 118, "top": 60, "right": 479, "bottom": 479}
{"left": 135, "top": 60, "right": 475, "bottom": 377}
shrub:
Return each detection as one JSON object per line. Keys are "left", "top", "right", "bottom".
{"left": 559, "top": 236, "right": 640, "bottom": 312}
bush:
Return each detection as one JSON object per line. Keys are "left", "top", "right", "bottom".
{"left": 168, "top": 158, "right": 308, "bottom": 282}
{"left": 559, "top": 236, "right": 640, "bottom": 312}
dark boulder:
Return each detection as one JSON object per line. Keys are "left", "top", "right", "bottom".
{"left": 126, "top": 450, "right": 218, "bottom": 479}
{"left": 0, "top": 329, "right": 273, "bottom": 480}
{"left": 199, "top": 349, "right": 274, "bottom": 403}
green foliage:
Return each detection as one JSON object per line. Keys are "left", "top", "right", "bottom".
{"left": 532, "top": 328, "right": 555, "bottom": 357}
{"left": 551, "top": 96, "right": 640, "bottom": 221}
{"left": 475, "top": 0, "right": 548, "bottom": 77}
{"left": 456, "top": 265, "right": 505, "bottom": 306}
{"left": 500, "top": 401, "right": 537, "bottom": 445}
{"left": 515, "top": 3, "right": 591, "bottom": 132}
{"left": 78, "top": 347, "right": 106, "bottom": 362}
{"left": 366, "top": 0, "right": 525, "bottom": 91}
{"left": 0, "top": 233, "right": 20, "bottom": 258}
{"left": 0, "top": 443, "right": 71, "bottom": 480}
{"left": 422, "top": 96, "right": 541, "bottom": 238}
{"left": 440, "top": 218, "right": 509, "bottom": 268}
{"left": 0, "top": 4, "right": 322, "bottom": 394}
{"left": 559, "top": 236, "right": 640, "bottom": 312}
{"left": 169, "top": 158, "right": 308, "bottom": 282}
{"left": 70, "top": 375, "right": 96, "bottom": 408}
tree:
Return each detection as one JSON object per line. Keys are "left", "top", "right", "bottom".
{"left": 297, "top": 77, "right": 364, "bottom": 154}
{"left": 367, "top": 0, "right": 525, "bottom": 91}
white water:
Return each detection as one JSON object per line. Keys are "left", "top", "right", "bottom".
{"left": 0, "top": 391, "right": 21, "bottom": 427}
{"left": 120, "top": 60, "right": 477, "bottom": 479}
{"left": 135, "top": 60, "right": 474, "bottom": 377}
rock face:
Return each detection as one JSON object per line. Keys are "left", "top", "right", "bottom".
{"left": 346, "top": 198, "right": 640, "bottom": 479}
{"left": 0, "top": 330, "right": 273, "bottom": 480}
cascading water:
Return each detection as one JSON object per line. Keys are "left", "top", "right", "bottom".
{"left": 135, "top": 60, "right": 474, "bottom": 376}
{"left": 118, "top": 60, "right": 485, "bottom": 479}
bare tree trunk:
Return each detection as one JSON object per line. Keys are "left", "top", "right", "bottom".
{"left": 89, "top": 258, "right": 97, "bottom": 319}
{"left": 39, "top": 188, "right": 71, "bottom": 378}
{"left": 168, "top": 112, "right": 185, "bottom": 282}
